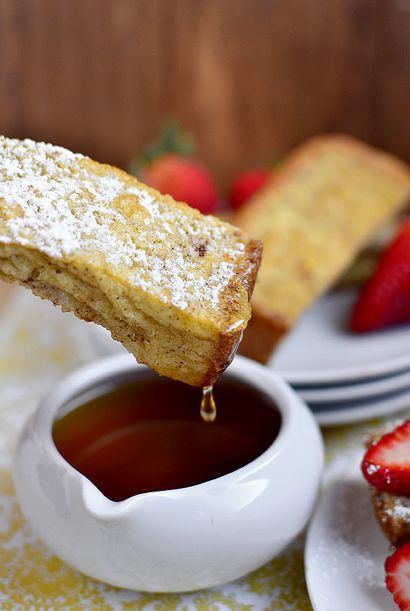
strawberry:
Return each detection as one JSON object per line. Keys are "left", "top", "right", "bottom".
{"left": 130, "top": 121, "right": 218, "bottom": 215}
{"left": 385, "top": 542, "right": 410, "bottom": 610}
{"left": 361, "top": 419, "right": 410, "bottom": 496}
{"left": 350, "top": 220, "right": 410, "bottom": 332}
{"left": 228, "top": 169, "right": 271, "bottom": 209}
{"left": 144, "top": 154, "right": 218, "bottom": 215}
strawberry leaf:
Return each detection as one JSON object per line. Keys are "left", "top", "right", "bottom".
{"left": 129, "top": 120, "right": 195, "bottom": 179}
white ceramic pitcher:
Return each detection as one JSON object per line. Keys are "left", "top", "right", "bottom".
{"left": 14, "top": 353, "right": 323, "bottom": 592}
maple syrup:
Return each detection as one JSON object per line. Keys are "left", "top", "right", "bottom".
{"left": 53, "top": 374, "right": 281, "bottom": 502}
{"left": 200, "top": 385, "right": 216, "bottom": 422}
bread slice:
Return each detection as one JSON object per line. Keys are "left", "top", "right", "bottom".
{"left": 0, "top": 136, "right": 261, "bottom": 386}
{"left": 233, "top": 135, "right": 410, "bottom": 363}
{"left": 370, "top": 487, "right": 410, "bottom": 548}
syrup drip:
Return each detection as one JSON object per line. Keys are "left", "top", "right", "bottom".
{"left": 200, "top": 385, "right": 216, "bottom": 422}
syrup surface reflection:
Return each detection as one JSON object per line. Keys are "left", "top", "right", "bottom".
{"left": 53, "top": 375, "right": 281, "bottom": 502}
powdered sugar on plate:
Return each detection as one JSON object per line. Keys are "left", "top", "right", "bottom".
{"left": 0, "top": 137, "right": 249, "bottom": 313}
{"left": 306, "top": 451, "right": 397, "bottom": 610}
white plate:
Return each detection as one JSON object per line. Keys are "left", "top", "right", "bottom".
{"left": 298, "top": 369, "right": 410, "bottom": 403}
{"left": 270, "top": 290, "right": 410, "bottom": 385}
{"left": 305, "top": 454, "right": 396, "bottom": 611}
{"left": 312, "top": 388, "right": 410, "bottom": 427}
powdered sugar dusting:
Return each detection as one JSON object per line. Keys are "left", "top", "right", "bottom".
{"left": 0, "top": 137, "right": 248, "bottom": 312}
{"left": 385, "top": 496, "right": 410, "bottom": 521}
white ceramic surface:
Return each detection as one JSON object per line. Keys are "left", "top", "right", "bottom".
{"left": 299, "top": 369, "right": 410, "bottom": 403}
{"left": 305, "top": 453, "right": 396, "bottom": 611}
{"left": 13, "top": 353, "right": 323, "bottom": 593}
{"left": 270, "top": 290, "right": 410, "bottom": 385}
{"left": 312, "top": 387, "right": 410, "bottom": 427}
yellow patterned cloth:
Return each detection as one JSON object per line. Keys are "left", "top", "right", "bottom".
{"left": 0, "top": 286, "right": 408, "bottom": 610}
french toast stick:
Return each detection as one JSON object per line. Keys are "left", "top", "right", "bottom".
{"left": 0, "top": 137, "right": 261, "bottom": 386}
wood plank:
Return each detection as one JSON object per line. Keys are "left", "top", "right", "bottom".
{"left": 0, "top": 0, "right": 408, "bottom": 190}
{"left": 372, "top": 0, "right": 410, "bottom": 161}
{"left": 170, "top": 0, "right": 379, "bottom": 187}
{"left": 0, "top": 0, "right": 169, "bottom": 167}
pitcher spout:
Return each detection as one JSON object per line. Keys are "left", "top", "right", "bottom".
{"left": 79, "top": 476, "right": 146, "bottom": 520}
{"left": 80, "top": 478, "right": 121, "bottom": 519}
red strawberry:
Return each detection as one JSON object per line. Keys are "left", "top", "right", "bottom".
{"left": 350, "top": 220, "right": 410, "bottom": 333}
{"left": 385, "top": 542, "right": 410, "bottom": 610}
{"left": 144, "top": 154, "right": 218, "bottom": 215}
{"left": 130, "top": 121, "right": 219, "bottom": 215}
{"left": 228, "top": 169, "right": 271, "bottom": 209}
{"left": 361, "top": 419, "right": 410, "bottom": 496}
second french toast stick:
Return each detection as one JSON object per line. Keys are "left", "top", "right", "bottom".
{"left": 234, "top": 135, "right": 410, "bottom": 363}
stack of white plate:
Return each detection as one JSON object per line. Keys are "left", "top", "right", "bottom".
{"left": 269, "top": 289, "right": 410, "bottom": 426}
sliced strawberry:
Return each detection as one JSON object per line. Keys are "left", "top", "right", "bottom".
{"left": 228, "top": 169, "right": 271, "bottom": 209}
{"left": 350, "top": 220, "right": 410, "bottom": 333}
{"left": 386, "top": 542, "right": 410, "bottom": 610}
{"left": 361, "top": 420, "right": 410, "bottom": 495}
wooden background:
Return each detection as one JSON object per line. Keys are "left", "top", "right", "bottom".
{"left": 0, "top": 0, "right": 409, "bottom": 189}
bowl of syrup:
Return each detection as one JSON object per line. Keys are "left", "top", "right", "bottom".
{"left": 14, "top": 353, "right": 323, "bottom": 592}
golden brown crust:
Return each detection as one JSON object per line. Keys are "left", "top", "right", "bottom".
{"left": 196, "top": 238, "right": 262, "bottom": 385}
{"left": 238, "top": 239, "right": 263, "bottom": 299}
{"left": 234, "top": 134, "right": 410, "bottom": 363}
{"left": 204, "top": 238, "right": 263, "bottom": 381}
